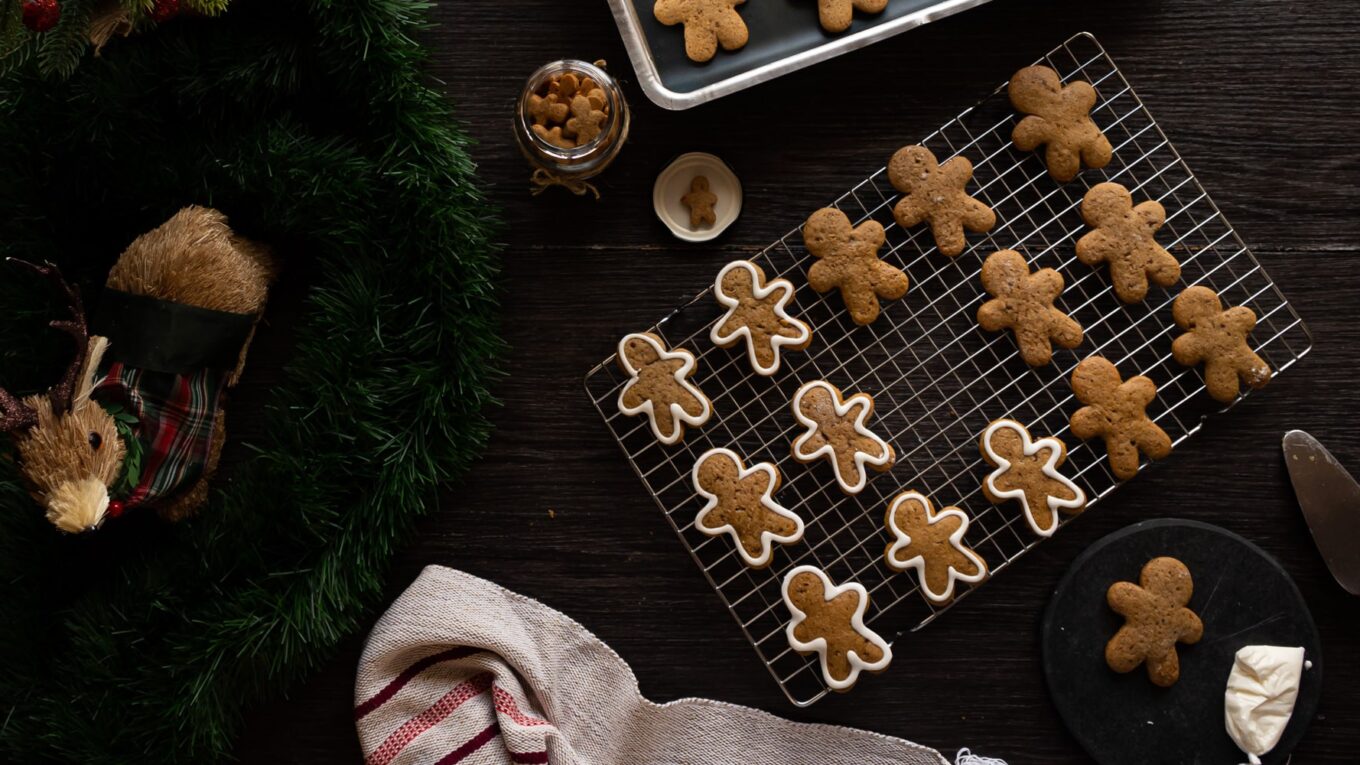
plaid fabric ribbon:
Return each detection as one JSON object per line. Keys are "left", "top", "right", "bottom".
{"left": 93, "top": 362, "right": 227, "bottom": 508}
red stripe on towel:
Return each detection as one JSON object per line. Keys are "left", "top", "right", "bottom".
{"left": 493, "top": 686, "right": 551, "bottom": 727}
{"left": 509, "top": 751, "right": 550, "bottom": 763}
{"left": 433, "top": 723, "right": 500, "bottom": 765}
{"left": 366, "top": 673, "right": 493, "bottom": 765}
{"left": 355, "top": 646, "right": 481, "bottom": 720}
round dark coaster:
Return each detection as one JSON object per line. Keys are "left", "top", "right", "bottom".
{"left": 1042, "top": 518, "right": 1322, "bottom": 765}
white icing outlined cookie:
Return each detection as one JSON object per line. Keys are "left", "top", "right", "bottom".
{"left": 790, "top": 380, "right": 894, "bottom": 494}
{"left": 979, "top": 419, "right": 1087, "bottom": 538}
{"left": 616, "top": 332, "right": 712, "bottom": 445}
{"left": 782, "top": 565, "right": 893, "bottom": 692}
{"left": 883, "top": 490, "right": 988, "bottom": 604}
{"left": 692, "top": 447, "right": 805, "bottom": 569}
{"left": 710, "top": 260, "right": 813, "bottom": 377}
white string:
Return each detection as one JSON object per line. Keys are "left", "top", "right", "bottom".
{"left": 955, "top": 747, "right": 1009, "bottom": 765}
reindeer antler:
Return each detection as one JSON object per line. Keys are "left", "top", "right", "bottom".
{"left": 6, "top": 258, "right": 90, "bottom": 417}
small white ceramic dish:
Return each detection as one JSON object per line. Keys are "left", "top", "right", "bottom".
{"left": 652, "top": 152, "right": 742, "bottom": 242}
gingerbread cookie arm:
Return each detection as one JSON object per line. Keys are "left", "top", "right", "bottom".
{"left": 1044, "top": 143, "right": 1083, "bottom": 185}
{"left": 1011, "top": 115, "right": 1051, "bottom": 152}
{"left": 961, "top": 196, "right": 998, "bottom": 234}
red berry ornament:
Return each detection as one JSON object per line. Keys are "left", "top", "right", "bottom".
{"left": 150, "top": 0, "right": 181, "bottom": 23}
{"left": 107, "top": 499, "right": 125, "bottom": 519}
{"left": 22, "top": 0, "right": 61, "bottom": 33}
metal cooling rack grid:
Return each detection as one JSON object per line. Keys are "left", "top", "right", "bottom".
{"left": 583, "top": 32, "right": 1312, "bottom": 706}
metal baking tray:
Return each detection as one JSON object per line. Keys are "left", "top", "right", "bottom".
{"left": 608, "top": 0, "right": 995, "bottom": 109}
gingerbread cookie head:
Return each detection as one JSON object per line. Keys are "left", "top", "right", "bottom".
{"left": 1105, "top": 556, "right": 1204, "bottom": 687}
{"left": 815, "top": 0, "right": 888, "bottom": 33}
{"left": 1008, "top": 65, "right": 1112, "bottom": 182}
{"left": 791, "top": 380, "right": 894, "bottom": 494}
{"left": 887, "top": 145, "right": 996, "bottom": 257}
{"left": 682, "top": 175, "right": 718, "bottom": 228}
{"left": 883, "top": 490, "right": 987, "bottom": 604}
{"left": 692, "top": 448, "right": 804, "bottom": 569}
{"left": 782, "top": 565, "right": 892, "bottom": 691}
{"left": 710, "top": 260, "right": 812, "bottom": 376}
{"left": 617, "top": 332, "right": 713, "bottom": 445}
{"left": 977, "top": 249, "right": 1084, "bottom": 366}
{"left": 1171, "top": 286, "right": 1271, "bottom": 403}
{"left": 1069, "top": 356, "right": 1172, "bottom": 480}
{"left": 653, "top": 0, "right": 749, "bottom": 63}
{"left": 802, "top": 207, "right": 909, "bottom": 325}
{"left": 979, "top": 419, "right": 1086, "bottom": 538}
{"left": 1076, "top": 182, "right": 1182, "bottom": 304}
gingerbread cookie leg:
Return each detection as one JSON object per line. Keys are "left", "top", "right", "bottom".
{"left": 692, "top": 448, "right": 804, "bottom": 568}
{"left": 782, "top": 565, "right": 892, "bottom": 691}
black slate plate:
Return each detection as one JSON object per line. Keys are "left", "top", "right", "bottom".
{"left": 631, "top": 0, "right": 991, "bottom": 98}
{"left": 1042, "top": 519, "right": 1322, "bottom": 765}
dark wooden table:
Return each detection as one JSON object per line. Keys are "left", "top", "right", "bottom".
{"left": 237, "top": 1, "right": 1360, "bottom": 761}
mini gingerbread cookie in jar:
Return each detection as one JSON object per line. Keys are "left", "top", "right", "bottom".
{"left": 514, "top": 59, "right": 630, "bottom": 198}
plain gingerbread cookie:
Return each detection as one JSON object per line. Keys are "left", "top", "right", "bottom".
{"left": 1069, "top": 356, "right": 1172, "bottom": 480}
{"left": 803, "top": 207, "right": 909, "bottom": 325}
{"left": 1105, "top": 556, "right": 1204, "bottom": 687}
{"left": 1008, "top": 65, "right": 1112, "bottom": 182}
{"left": 782, "top": 565, "right": 892, "bottom": 691}
{"left": 887, "top": 145, "right": 996, "bottom": 257}
{"left": 816, "top": 0, "right": 887, "bottom": 33}
{"left": 653, "top": 0, "right": 749, "bottom": 63}
{"left": 1171, "top": 286, "right": 1271, "bottom": 403}
{"left": 977, "top": 249, "right": 1083, "bottom": 366}
{"left": 1077, "top": 182, "right": 1181, "bottom": 304}
{"left": 682, "top": 175, "right": 718, "bottom": 228}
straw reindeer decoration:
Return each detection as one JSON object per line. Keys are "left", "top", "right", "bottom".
{"left": 1, "top": 207, "right": 273, "bottom": 533}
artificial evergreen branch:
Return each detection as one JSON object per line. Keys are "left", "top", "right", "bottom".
{"left": 0, "top": 1, "right": 502, "bottom": 762}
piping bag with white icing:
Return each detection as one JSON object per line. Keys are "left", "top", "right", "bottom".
{"left": 1224, "top": 645, "right": 1306, "bottom": 764}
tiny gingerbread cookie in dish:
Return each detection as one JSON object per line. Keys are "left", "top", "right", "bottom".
{"left": 1076, "top": 182, "right": 1181, "bottom": 304}
{"left": 979, "top": 419, "right": 1086, "bottom": 538}
{"left": 1069, "top": 356, "right": 1172, "bottom": 480}
{"left": 803, "top": 207, "right": 909, "bottom": 325}
{"left": 887, "top": 145, "right": 996, "bottom": 257}
{"left": 710, "top": 260, "right": 812, "bottom": 376}
{"left": 883, "top": 490, "right": 988, "bottom": 604}
{"left": 617, "top": 332, "right": 712, "bottom": 445}
{"left": 815, "top": 0, "right": 887, "bottom": 33}
{"left": 782, "top": 565, "right": 892, "bottom": 692}
{"left": 1008, "top": 64, "right": 1112, "bottom": 182}
{"left": 1105, "top": 556, "right": 1203, "bottom": 687}
{"left": 977, "top": 249, "right": 1084, "bottom": 366}
{"left": 653, "top": 0, "right": 749, "bottom": 63}
{"left": 791, "top": 380, "right": 894, "bottom": 494}
{"left": 682, "top": 175, "right": 718, "bottom": 228}
{"left": 1171, "top": 285, "right": 1271, "bottom": 403}
{"left": 692, "top": 447, "right": 804, "bottom": 569}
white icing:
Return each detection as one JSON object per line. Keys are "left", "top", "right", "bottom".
{"left": 790, "top": 380, "right": 893, "bottom": 494}
{"left": 884, "top": 490, "right": 988, "bottom": 603}
{"left": 781, "top": 564, "right": 892, "bottom": 691}
{"left": 1225, "top": 645, "right": 1305, "bottom": 765}
{"left": 691, "top": 447, "right": 805, "bottom": 568}
{"left": 710, "top": 260, "right": 812, "bottom": 377}
{"left": 980, "top": 419, "right": 1087, "bottom": 538}
{"left": 616, "top": 333, "right": 712, "bottom": 445}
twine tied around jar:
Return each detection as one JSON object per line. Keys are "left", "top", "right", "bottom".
{"left": 529, "top": 168, "right": 601, "bottom": 199}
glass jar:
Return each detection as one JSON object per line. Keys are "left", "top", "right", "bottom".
{"left": 514, "top": 59, "right": 630, "bottom": 198}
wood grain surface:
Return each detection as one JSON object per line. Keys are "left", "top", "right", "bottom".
{"left": 235, "top": 0, "right": 1360, "bottom": 761}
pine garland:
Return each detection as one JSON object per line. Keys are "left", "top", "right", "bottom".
{"left": 0, "top": 1, "right": 501, "bottom": 762}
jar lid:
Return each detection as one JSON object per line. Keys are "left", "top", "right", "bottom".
{"left": 652, "top": 152, "right": 742, "bottom": 242}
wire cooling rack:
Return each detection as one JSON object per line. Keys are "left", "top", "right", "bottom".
{"left": 584, "top": 32, "right": 1312, "bottom": 706}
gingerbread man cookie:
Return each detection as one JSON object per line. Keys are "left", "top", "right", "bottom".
{"left": 816, "top": 0, "right": 887, "bottom": 33}
{"left": 653, "top": 0, "right": 749, "bottom": 63}
{"left": 710, "top": 260, "right": 812, "bottom": 376}
{"left": 1171, "top": 286, "right": 1271, "bottom": 403}
{"left": 1106, "top": 556, "right": 1204, "bottom": 687}
{"left": 617, "top": 332, "right": 713, "bottom": 445}
{"left": 531, "top": 124, "right": 574, "bottom": 150}
{"left": 1076, "top": 182, "right": 1181, "bottom": 304}
{"left": 887, "top": 145, "right": 996, "bottom": 257}
{"left": 883, "top": 490, "right": 988, "bottom": 604}
{"left": 1008, "top": 65, "right": 1112, "bottom": 182}
{"left": 979, "top": 419, "right": 1086, "bottom": 538}
{"left": 782, "top": 565, "right": 892, "bottom": 691}
{"left": 1069, "top": 356, "right": 1172, "bottom": 480}
{"left": 528, "top": 92, "right": 568, "bottom": 126}
{"left": 692, "top": 448, "right": 804, "bottom": 569}
{"left": 565, "top": 93, "right": 607, "bottom": 146}
{"left": 791, "top": 380, "right": 895, "bottom": 494}
{"left": 803, "top": 207, "right": 909, "bottom": 325}
{"left": 977, "top": 249, "right": 1084, "bottom": 366}
{"left": 682, "top": 176, "right": 718, "bottom": 228}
